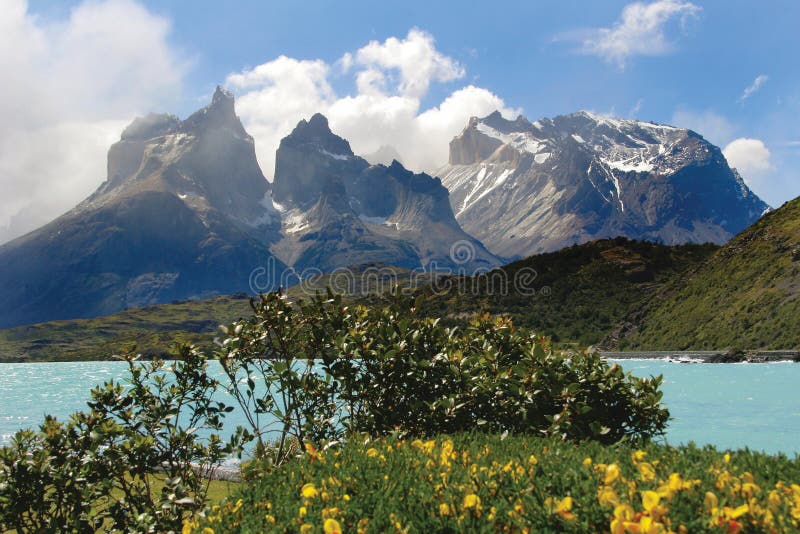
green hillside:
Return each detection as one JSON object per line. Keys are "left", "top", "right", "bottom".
{"left": 411, "top": 237, "right": 717, "bottom": 346}
{"left": 0, "top": 294, "right": 253, "bottom": 362}
{"left": 615, "top": 197, "right": 800, "bottom": 350}
{"left": 0, "top": 239, "right": 717, "bottom": 362}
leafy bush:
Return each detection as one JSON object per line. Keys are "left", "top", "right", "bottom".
{"left": 217, "top": 291, "right": 668, "bottom": 455}
{"left": 191, "top": 433, "right": 800, "bottom": 534}
{"left": 0, "top": 346, "right": 235, "bottom": 533}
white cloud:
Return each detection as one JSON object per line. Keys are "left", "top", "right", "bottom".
{"left": 351, "top": 28, "right": 465, "bottom": 98}
{"left": 723, "top": 138, "right": 773, "bottom": 180}
{"left": 670, "top": 109, "right": 736, "bottom": 146}
{"left": 0, "top": 0, "right": 186, "bottom": 244}
{"left": 738, "top": 74, "right": 768, "bottom": 102}
{"left": 226, "top": 29, "right": 519, "bottom": 179}
{"left": 569, "top": 0, "right": 701, "bottom": 68}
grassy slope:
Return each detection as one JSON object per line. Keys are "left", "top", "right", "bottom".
{"left": 0, "top": 294, "right": 253, "bottom": 362}
{"left": 412, "top": 237, "right": 717, "bottom": 346}
{"left": 618, "top": 197, "right": 800, "bottom": 350}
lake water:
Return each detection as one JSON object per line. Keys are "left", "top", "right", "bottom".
{"left": 1, "top": 360, "right": 799, "bottom": 456}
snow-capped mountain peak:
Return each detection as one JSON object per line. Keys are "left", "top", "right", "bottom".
{"left": 437, "top": 111, "right": 769, "bottom": 259}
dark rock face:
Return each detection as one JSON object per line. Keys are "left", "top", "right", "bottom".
{"left": 270, "top": 116, "right": 499, "bottom": 272}
{"left": 437, "top": 111, "right": 770, "bottom": 259}
{"left": 0, "top": 87, "right": 285, "bottom": 328}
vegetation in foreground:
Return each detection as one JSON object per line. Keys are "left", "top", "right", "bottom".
{"left": 1, "top": 292, "right": 666, "bottom": 532}
{"left": 191, "top": 433, "right": 800, "bottom": 534}
{"left": 616, "top": 197, "right": 800, "bottom": 350}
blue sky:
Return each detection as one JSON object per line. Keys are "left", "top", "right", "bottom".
{"left": 3, "top": 0, "right": 799, "bottom": 243}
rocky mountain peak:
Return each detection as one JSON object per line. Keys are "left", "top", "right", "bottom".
{"left": 180, "top": 85, "right": 247, "bottom": 137}
{"left": 438, "top": 111, "right": 770, "bottom": 258}
{"left": 273, "top": 114, "right": 361, "bottom": 206}
{"left": 282, "top": 113, "right": 354, "bottom": 156}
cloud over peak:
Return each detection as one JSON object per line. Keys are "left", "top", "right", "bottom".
{"left": 0, "top": 0, "right": 186, "bottom": 244}
{"left": 226, "top": 28, "right": 518, "bottom": 179}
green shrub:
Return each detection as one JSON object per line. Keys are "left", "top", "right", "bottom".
{"left": 217, "top": 291, "right": 668, "bottom": 457}
{"left": 0, "top": 346, "right": 235, "bottom": 533}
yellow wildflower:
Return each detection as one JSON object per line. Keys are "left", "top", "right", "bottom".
{"left": 366, "top": 448, "right": 379, "bottom": 457}
{"left": 202, "top": 528, "right": 214, "bottom": 534}
{"left": 301, "top": 483, "right": 318, "bottom": 499}
{"left": 463, "top": 494, "right": 481, "bottom": 510}
{"left": 299, "top": 506, "right": 308, "bottom": 518}
{"left": 598, "top": 485, "right": 619, "bottom": 507}
{"left": 554, "top": 496, "right": 576, "bottom": 521}
{"left": 439, "top": 502, "right": 452, "bottom": 516}
{"left": 300, "top": 525, "right": 313, "bottom": 534}
{"left": 582, "top": 457, "right": 592, "bottom": 467}
{"left": 605, "top": 463, "right": 621, "bottom": 485}
{"left": 324, "top": 518, "right": 343, "bottom": 534}
{"left": 265, "top": 514, "right": 276, "bottom": 525}
{"left": 642, "top": 490, "right": 661, "bottom": 513}
{"left": 610, "top": 503, "right": 636, "bottom": 534}
{"left": 639, "top": 516, "right": 666, "bottom": 534}
{"left": 638, "top": 462, "right": 656, "bottom": 481}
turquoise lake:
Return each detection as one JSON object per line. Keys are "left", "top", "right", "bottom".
{"left": 1, "top": 360, "right": 799, "bottom": 456}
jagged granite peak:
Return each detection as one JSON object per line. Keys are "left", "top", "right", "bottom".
{"left": 0, "top": 89, "right": 284, "bottom": 328}
{"left": 270, "top": 114, "right": 499, "bottom": 272}
{"left": 437, "top": 110, "right": 770, "bottom": 258}
{"left": 272, "top": 113, "right": 362, "bottom": 207}
{"left": 95, "top": 87, "right": 274, "bottom": 231}
{"left": 180, "top": 85, "right": 248, "bottom": 138}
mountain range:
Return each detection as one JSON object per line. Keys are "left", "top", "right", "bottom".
{"left": 0, "top": 88, "right": 772, "bottom": 328}
{"left": 437, "top": 111, "right": 769, "bottom": 258}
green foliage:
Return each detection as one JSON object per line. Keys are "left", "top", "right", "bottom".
{"left": 620, "top": 198, "right": 800, "bottom": 350}
{"left": 217, "top": 292, "right": 344, "bottom": 466}
{"left": 193, "top": 433, "right": 800, "bottom": 534}
{"left": 411, "top": 237, "right": 717, "bottom": 346}
{"left": 218, "top": 291, "right": 668, "bottom": 454}
{"left": 0, "top": 346, "right": 236, "bottom": 533}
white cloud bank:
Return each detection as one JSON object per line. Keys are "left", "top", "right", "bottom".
{"left": 738, "top": 74, "right": 768, "bottom": 102}
{"left": 0, "top": 0, "right": 186, "bottom": 244}
{"left": 565, "top": 0, "right": 700, "bottom": 68}
{"left": 227, "top": 29, "right": 519, "bottom": 179}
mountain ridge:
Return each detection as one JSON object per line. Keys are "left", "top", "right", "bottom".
{"left": 437, "top": 110, "right": 769, "bottom": 258}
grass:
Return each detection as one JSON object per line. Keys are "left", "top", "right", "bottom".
{"left": 619, "top": 196, "right": 800, "bottom": 350}
{"left": 0, "top": 294, "right": 253, "bottom": 362}
{"left": 190, "top": 433, "right": 800, "bottom": 533}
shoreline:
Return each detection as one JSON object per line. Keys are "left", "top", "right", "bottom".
{"left": 600, "top": 350, "right": 800, "bottom": 363}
